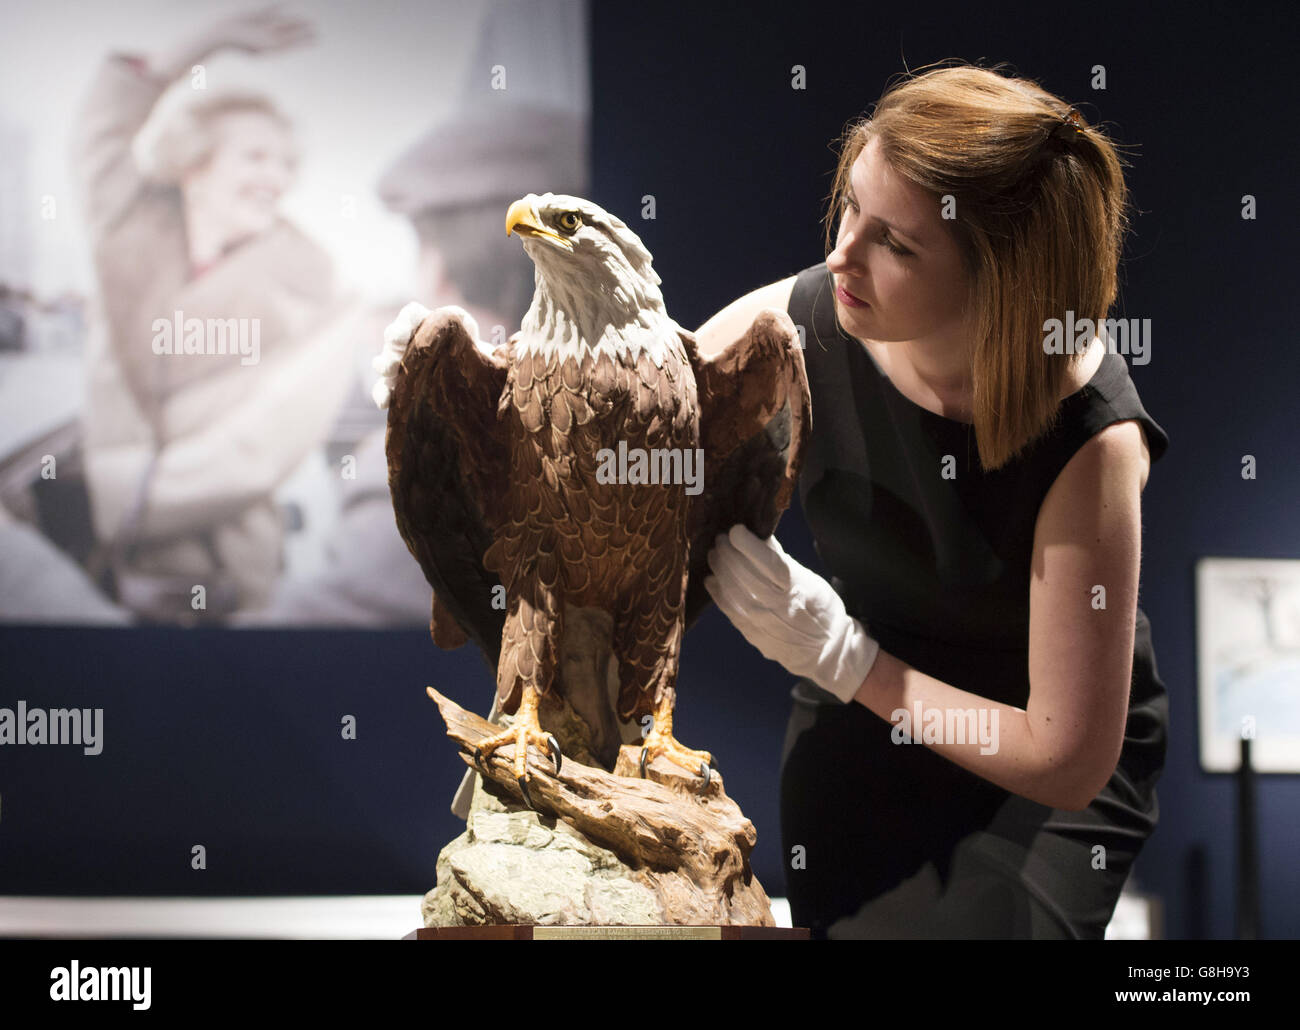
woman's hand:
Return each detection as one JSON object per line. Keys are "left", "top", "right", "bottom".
{"left": 151, "top": 5, "right": 316, "bottom": 81}
{"left": 705, "top": 524, "right": 880, "bottom": 703}
{"left": 373, "top": 302, "right": 431, "bottom": 409}
{"left": 205, "top": 5, "right": 316, "bottom": 55}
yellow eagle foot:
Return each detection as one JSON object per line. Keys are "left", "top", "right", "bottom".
{"left": 472, "top": 706, "right": 561, "bottom": 812}
{"left": 639, "top": 730, "right": 716, "bottom": 790}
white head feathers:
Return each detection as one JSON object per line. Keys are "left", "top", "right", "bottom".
{"left": 510, "top": 192, "right": 680, "bottom": 366}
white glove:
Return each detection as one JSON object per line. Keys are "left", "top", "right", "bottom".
{"left": 373, "top": 303, "right": 498, "bottom": 410}
{"left": 372, "top": 301, "right": 432, "bottom": 409}
{"left": 704, "top": 524, "right": 880, "bottom": 704}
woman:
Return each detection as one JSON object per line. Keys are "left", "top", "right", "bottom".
{"left": 698, "top": 63, "right": 1169, "bottom": 939}
{"left": 74, "top": 8, "right": 362, "bottom": 622}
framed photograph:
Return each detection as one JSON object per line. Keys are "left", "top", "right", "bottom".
{"left": 1196, "top": 557, "right": 1300, "bottom": 772}
{"left": 0, "top": 0, "right": 589, "bottom": 631}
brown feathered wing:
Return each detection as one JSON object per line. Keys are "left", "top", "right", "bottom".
{"left": 386, "top": 306, "right": 810, "bottom": 668}
{"left": 682, "top": 307, "right": 812, "bottom": 627}
{"left": 385, "top": 310, "right": 510, "bottom": 666}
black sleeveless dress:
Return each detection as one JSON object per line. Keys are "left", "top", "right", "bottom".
{"left": 780, "top": 262, "right": 1170, "bottom": 939}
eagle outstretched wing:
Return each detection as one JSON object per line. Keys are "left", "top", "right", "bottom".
{"left": 380, "top": 302, "right": 808, "bottom": 665}
{"left": 682, "top": 307, "right": 811, "bottom": 628}
{"left": 379, "top": 305, "right": 510, "bottom": 667}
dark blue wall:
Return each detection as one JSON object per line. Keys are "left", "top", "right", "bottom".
{"left": 3, "top": 0, "right": 1297, "bottom": 939}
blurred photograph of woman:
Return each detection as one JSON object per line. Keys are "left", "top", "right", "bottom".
{"left": 73, "top": 7, "right": 362, "bottom": 622}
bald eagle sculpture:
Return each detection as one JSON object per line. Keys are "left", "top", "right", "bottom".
{"left": 375, "top": 193, "right": 809, "bottom": 808}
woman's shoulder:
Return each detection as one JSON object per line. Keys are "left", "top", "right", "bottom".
{"left": 1067, "top": 334, "right": 1107, "bottom": 401}
{"left": 246, "top": 217, "right": 337, "bottom": 298}
{"left": 1065, "top": 343, "right": 1165, "bottom": 491}
{"left": 1032, "top": 342, "right": 1166, "bottom": 509}
{"left": 693, "top": 275, "right": 798, "bottom": 357}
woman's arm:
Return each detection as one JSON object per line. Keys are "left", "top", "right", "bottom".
{"left": 849, "top": 419, "right": 1153, "bottom": 811}
{"left": 147, "top": 8, "right": 316, "bottom": 82}
{"left": 68, "top": 55, "right": 172, "bottom": 241}
{"left": 69, "top": 9, "right": 314, "bottom": 240}
{"left": 694, "top": 276, "right": 796, "bottom": 357}
{"left": 130, "top": 297, "right": 367, "bottom": 540}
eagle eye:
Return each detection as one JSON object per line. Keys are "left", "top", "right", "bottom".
{"left": 556, "top": 211, "right": 582, "bottom": 234}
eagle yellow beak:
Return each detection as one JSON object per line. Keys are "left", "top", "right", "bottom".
{"left": 506, "top": 197, "right": 572, "bottom": 250}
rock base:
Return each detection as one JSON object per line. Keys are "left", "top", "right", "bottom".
{"left": 422, "top": 689, "right": 775, "bottom": 927}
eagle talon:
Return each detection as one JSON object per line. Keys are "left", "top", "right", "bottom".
{"left": 467, "top": 686, "right": 556, "bottom": 806}
{"left": 639, "top": 723, "right": 716, "bottom": 785}
{"left": 517, "top": 775, "right": 536, "bottom": 811}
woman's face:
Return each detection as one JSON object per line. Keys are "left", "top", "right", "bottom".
{"left": 827, "top": 135, "right": 971, "bottom": 348}
{"left": 183, "top": 110, "right": 296, "bottom": 239}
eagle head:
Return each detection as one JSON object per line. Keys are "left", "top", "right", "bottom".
{"left": 506, "top": 192, "right": 677, "bottom": 364}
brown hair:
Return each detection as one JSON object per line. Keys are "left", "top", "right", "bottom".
{"left": 824, "top": 62, "right": 1133, "bottom": 470}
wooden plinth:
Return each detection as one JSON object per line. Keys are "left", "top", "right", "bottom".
{"left": 404, "top": 925, "right": 808, "bottom": 940}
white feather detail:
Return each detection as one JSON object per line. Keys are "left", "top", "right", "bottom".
{"left": 513, "top": 322, "right": 677, "bottom": 366}
{"left": 508, "top": 193, "right": 681, "bottom": 369}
